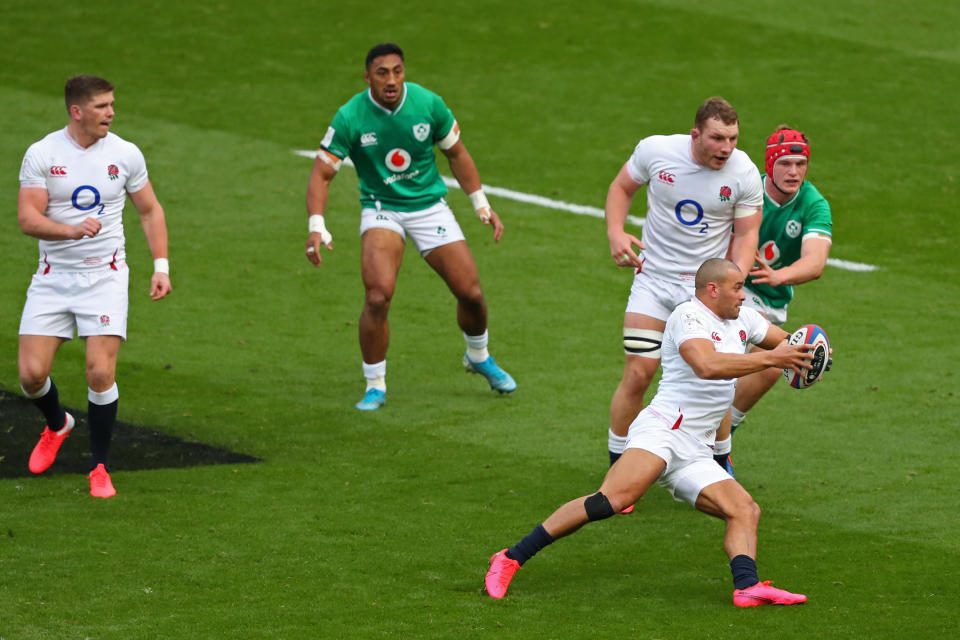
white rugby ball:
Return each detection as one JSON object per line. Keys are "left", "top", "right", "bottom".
{"left": 783, "top": 324, "right": 830, "bottom": 389}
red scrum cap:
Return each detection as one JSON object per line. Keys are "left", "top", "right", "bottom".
{"left": 765, "top": 128, "right": 810, "bottom": 177}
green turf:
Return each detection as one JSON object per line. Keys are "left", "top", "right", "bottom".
{"left": 2, "top": 1, "right": 959, "bottom": 638}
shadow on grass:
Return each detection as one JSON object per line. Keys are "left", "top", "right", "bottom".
{"left": 0, "top": 390, "right": 259, "bottom": 478}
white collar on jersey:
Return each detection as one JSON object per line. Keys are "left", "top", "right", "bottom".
{"left": 367, "top": 84, "right": 407, "bottom": 115}
{"left": 763, "top": 176, "right": 801, "bottom": 208}
{"left": 62, "top": 126, "right": 106, "bottom": 151}
{"left": 691, "top": 295, "right": 725, "bottom": 323}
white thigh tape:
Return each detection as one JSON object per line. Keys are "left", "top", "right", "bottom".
{"left": 623, "top": 328, "right": 663, "bottom": 358}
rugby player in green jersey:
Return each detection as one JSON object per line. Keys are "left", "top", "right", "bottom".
{"left": 304, "top": 43, "right": 515, "bottom": 411}
{"left": 714, "top": 126, "right": 833, "bottom": 472}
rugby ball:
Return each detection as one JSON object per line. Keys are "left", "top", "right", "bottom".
{"left": 783, "top": 324, "right": 830, "bottom": 389}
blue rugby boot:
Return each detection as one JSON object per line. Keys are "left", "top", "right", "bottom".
{"left": 463, "top": 353, "right": 517, "bottom": 393}
{"left": 355, "top": 388, "right": 386, "bottom": 411}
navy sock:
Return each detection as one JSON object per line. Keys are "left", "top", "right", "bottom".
{"left": 609, "top": 450, "right": 622, "bottom": 466}
{"left": 88, "top": 399, "right": 118, "bottom": 470}
{"left": 31, "top": 379, "right": 66, "bottom": 431}
{"left": 506, "top": 524, "right": 554, "bottom": 566}
{"left": 730, "top": 554, "right": 759, "bottom": 590}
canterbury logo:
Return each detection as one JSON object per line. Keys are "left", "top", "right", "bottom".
{"left": 50, "top": 166, "right": 67, "bottom": 176}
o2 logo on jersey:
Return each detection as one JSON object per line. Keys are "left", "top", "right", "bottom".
{"left": 72, "top": 185, "right": 105, "bottom": 216}
{"left": 675, "top": 199, "right": 708, "bottom": 234}
{"left": 385, "top": 148, "right": 412, "bottom": 172}
{"left": 759, "top": 240, "right": 780, "bottom": 265}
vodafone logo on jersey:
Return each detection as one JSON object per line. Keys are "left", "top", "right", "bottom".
{"left": 50, "top": 166, "right": 67, "bottom": 176}
{"left": 385, "top": 148, "right": 412, "bottom": 172}
{"left": 759, "top": 240, "right": 780, "bottom": 265}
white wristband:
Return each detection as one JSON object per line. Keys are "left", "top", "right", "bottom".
{"left": 468, "top": 190, "right": 491, "bottom": 221}
{"left": 309, "top": 214, "right": 333, "bottom": 245}
{"left": 153, "top": 258, "right": 169, "bottom": 275}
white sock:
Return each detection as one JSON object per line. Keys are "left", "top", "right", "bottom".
{"left": 21, "top": 376, "right": 52, "bottom": 399}
{"left": 464, "top": 330, "right": 490, "bottom": 362}
{"left": 731, "top": 406, "right": 747, "bottom": 429}
{"left": 88, "top": 383, "right": 119, "bottom": 405}
{"left": 715, "top": 436, "right": 732, "bottom": 456}
{"left": 362, "top": 360, "right": 386, "bottom": 392}
{"left": 608, "top": 429, "right": 628, "bottom": 455}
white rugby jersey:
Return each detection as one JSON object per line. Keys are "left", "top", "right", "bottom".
{"left": 647, "top": 297, "right": 769, "bottom": 446}
{"left": 627, "top": 134, "right": 762, "bottom": 284}
{"left": 19, "top": 127, "right": 148, "bottom": 272}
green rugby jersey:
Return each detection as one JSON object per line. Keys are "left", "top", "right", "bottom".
{"left": 321, "top": 82, "right": 456, "bottom": 212}
{"left": 746, "top": 178, "right": 833, "bottom": 309}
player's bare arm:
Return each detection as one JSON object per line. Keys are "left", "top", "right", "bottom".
{"left": 17, "top": 187, "right": 101, "bottom": 240}
{"left": 680, "top": 336, "right": 812, "bottom": 380}
{"left": 442, "top": 139, "right": 504, "bottom": 242}
{"left": 605, "top": 164, "right": 644, "bottom": 267}
{"left": 728, "top": 207, "right": 761, "bottom": 275}
{"left": 749, "top": 236, "right": 831, "bottom": 287}
{"left": 129, "top": 181, "right": 172, "bottom": 301}
{"left": 305, "top": 151, "right": 339, "bottom": 265}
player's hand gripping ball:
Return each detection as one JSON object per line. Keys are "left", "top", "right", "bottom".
{"left": 783, "top": 324, "right": 831, "bottom": 389}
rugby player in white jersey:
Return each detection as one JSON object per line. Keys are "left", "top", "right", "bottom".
{"left": 485, "top": 259, "right": 812, "bottom": 606}
{"left": 17, "top": 75, "right": 171, "bottom": 498}
{"left": 603, "top": 98, "right": 763, "bottom": 495}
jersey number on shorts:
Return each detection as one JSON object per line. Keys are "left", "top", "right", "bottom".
{"left": 675, "top": 199, "right": 708, "bottom": 234}
{"left": 72, "top": 185, "right": 105, "bottom": 216}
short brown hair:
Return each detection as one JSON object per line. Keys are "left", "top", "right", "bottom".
{"left": 64, "top": 75, "right": 114, "bottom": 113}
{"left": 694, "top": 97, "right": 738, "bottom": 130}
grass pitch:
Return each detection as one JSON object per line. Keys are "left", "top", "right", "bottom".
{"left": 1, "top": 1, "right": 958, "bottom": 638}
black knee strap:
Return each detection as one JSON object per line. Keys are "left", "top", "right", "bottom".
{"left": 584, "top": 492, "right": 615, "bottom": 521}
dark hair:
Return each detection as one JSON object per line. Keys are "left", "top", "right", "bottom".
{"left": 365, "top": 43, "right": 404, "bottom": 69}
{"left": 65, "top": 75, "right": 114, "bottom": 113}
{"left": 694, "top": 96, "right": 738, "bottom": 130}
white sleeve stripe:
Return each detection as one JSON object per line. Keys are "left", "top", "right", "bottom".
{"left": 318, "top": 148, "right": 343, "bottom": 171}
{"left": 437, "top": 122, "right": 460, "bottom": 150}
{"left": 733, "top": 205, "right": 761, "bottom": 218}
{"left": 802, "top": 232, "right": 832, "bottom": 242}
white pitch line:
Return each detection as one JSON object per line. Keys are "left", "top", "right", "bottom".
{"left": 294, "top": 149, "right": 877, "bottom": 272}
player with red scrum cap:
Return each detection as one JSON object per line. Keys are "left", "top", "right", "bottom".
{"left": 713, "top": 126, "right": 833, "bottom": 472}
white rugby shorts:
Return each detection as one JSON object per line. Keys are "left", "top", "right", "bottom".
{"left": 360, "top": 200, "right": 466, "bottom": 256}
{"left": 741, "top": 286, "right": 788, "bottom": 326}
{"left": 625, "top": 270, "right": 695, "bottom": 321}
{"left": 625, "top": 409, "right": 732, "bottom": 505}
{"left": 19, "top": 266, "right": 129, "bottom": 340}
